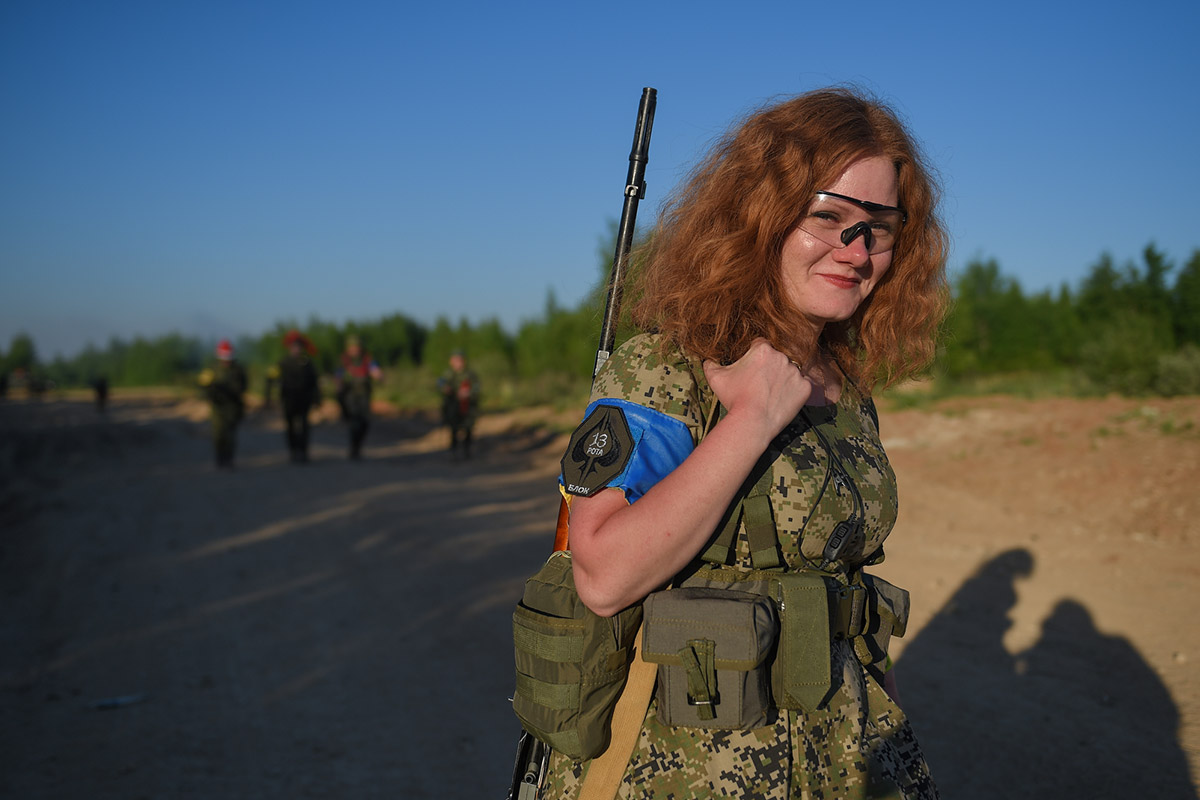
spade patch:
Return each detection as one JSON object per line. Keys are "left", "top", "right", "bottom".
{"left": 561, "top": 404, "right": 636, "bottom": 497}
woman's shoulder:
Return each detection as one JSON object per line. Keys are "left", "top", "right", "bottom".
{"left": 835, "top": 375, "right": 883, "bottom": 437}
{"left": 592, "top": 333, "right": 707, "bottom": 420}
{"left": 607, "top": 331, "right": 681, "bottom": 367}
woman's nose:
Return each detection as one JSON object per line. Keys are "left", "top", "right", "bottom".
{"left": 834, "top": 229, "right": 871, "bottom": 266}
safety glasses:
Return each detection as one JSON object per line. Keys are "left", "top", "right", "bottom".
{"left": 798, "top": 191, "right": 906, "bottom": 255}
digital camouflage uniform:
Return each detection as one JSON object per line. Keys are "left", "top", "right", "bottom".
{"left": 279, "top": 351, "right": 319, "bottom": 462}
{"left": 438, "top": 365, "right": 480, "bottom": 457}
{"left": 338, "top": 351, "right": 377, "bottom": 460}
{"left": 544, "top": 334, "right": 938, "bottom": 800}
{"left": 205, "top": 360, "right": 247, "bottom": 468}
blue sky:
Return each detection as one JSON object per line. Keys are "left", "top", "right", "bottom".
{"left": 2, "top": 0, "right": 1198, "bottom": 358}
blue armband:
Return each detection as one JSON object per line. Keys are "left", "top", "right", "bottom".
{"left": 560, "top": 399, "right": 694, "bottom": 503}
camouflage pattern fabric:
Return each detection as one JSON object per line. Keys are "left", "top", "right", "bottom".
{"left": 207, "top": 360, "right": 247, "bottom": 425}
{"left": 541, "top": 334, "right": 938, "bottom": 799}
{"left": 207, "top": 360, "right": 247, "bottom": 467}
{"left": 439, "top": 367, "right": 481, "bottom": 427}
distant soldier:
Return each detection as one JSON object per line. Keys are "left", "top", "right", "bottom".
{"left": 437, "top": 350, "right": 480, "bottom": 459}
{"left": 278, "top": 330, "right": 319, "bottom": 463}
{"left": 199, "top": 339, "right": 247, "bottom": 469}
{"left": 263, "top": 363, "right": 280, "bottom": 410}
{"left": 26, "top": 371, "right": 46, "bottom": 401}
{"left": 91, "top": 375, "right": 109, "bottom": 412}
{"left": 335, "top": 336, "right": 381, "bottom": 460}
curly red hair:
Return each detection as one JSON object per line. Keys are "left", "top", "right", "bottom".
{"left": 632, "top": 87, "right": 949, "bottom": 390}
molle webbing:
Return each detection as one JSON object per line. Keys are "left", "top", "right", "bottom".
{"left": 511, "top": 551, "right": 643, "bottom": 761}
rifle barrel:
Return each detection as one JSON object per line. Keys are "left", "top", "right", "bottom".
{"left": 594, "top": 87, "right": 657, "bottom": 378}
{"left": 555, "top": 87, "right": 657, "bottom": 554}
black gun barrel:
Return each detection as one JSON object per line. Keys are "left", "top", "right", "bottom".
{"left": 594, "top": 87, "right": 657, "bottom": 378}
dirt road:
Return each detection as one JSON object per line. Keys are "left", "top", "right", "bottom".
{"left": 1, "top": 393, "right": 1197, "bottom": 798}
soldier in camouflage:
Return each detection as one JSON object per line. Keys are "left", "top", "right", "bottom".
{"left": 336, "top": 336, "right": 382, "bottom": 460}
{"left": 437, "top": 350, "right": 480, "bottom": 459}
{"left": 538, "top": 89, "right": 949, "bottom": 798}
{"left": 201, "top": 339, "right": 247, "bottom": 469}
{"left": 278, "top": 330, "right": 320, "bottom": 463}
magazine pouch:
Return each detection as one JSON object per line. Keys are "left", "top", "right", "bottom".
{"left": 683, "top": 567, "right": 834, "bottom": 714}
{"left": 511, "top": 550, "right": 643, "bottom": 762}
{"left": 641, "top": 586, "right": 778, "bottom": 730}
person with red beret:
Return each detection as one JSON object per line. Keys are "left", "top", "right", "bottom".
{"left": 200, "top": 339, "right": 247, "bottom": 468}
{"left": 278, "top": 330, "right": 320, "bottom": 462}
{"left": 335, "top": 335, "right": 382, "bottom": 460}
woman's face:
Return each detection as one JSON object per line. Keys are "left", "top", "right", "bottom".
{"left": 779, "top": 155, "right": 899, "bottom": 329}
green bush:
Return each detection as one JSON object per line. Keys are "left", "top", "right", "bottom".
{"left": 1154, "top": 346, "right": 1200, "bottom": 396}
{"left": 1079, "top": 312, "right": 1165, "bottom": 395}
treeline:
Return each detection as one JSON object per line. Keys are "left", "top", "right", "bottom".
{"left": 942, "top": 244, "right": 1200, "bottom": 395}
{"left": 3, "top": 232, "right": 623, "bottom": 409}
{"left": 2, "top": 300, "right": 606, "bottom": 411}
{"left": 3, "top": 270, "right": 616, "bottom": 410}
{"left": 5, "top": 242, "right": 1200, "bottom": 404}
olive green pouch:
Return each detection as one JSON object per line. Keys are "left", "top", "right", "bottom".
{"left": 511, "top": 550, "right": 643, "bottom": 761}
{"left": 856, "top": 573, "right": 909, "bottom": 668}
{"left": 683, "top": 567, "right": 836, "bottom": 713}
{"left": 641, "top": 586, "right": 778, "bottom": 729}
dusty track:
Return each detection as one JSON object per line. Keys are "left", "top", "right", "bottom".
{"left": 1, "top": 393, "right": 1197, "bottom": 798}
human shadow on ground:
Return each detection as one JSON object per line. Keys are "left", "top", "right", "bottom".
{"left": 896, "top": 548, "right": 1195, "bottom": 798}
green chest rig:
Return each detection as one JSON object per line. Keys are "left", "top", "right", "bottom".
{"left": 677, "top": 429, "right": 907, "bottom": 714}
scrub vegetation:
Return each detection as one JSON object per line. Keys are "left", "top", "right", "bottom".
{"left": 5, "top": 243, "right": 1200, "bottom": 407}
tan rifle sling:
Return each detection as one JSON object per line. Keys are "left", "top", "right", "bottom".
{"left": 575, "top": 625, "right": 654, "bottom": 800}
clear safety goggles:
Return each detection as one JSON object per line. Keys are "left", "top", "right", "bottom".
{"left": 797, "top": 191, "right": 907, "bottom": 255}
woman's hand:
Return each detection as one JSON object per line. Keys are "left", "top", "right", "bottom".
{"left": 703, "top": 339, "right": 813, "bottom": 448}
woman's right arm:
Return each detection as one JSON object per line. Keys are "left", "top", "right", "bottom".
{"left": 569, "top": 340, "right": 812, "bottom": 617}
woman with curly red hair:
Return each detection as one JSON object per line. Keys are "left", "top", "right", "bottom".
{"left": 548, "top": 87, "right": 947, "bottom": 798}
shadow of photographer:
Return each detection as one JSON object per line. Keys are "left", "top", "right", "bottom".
{"left": 895, "top": 548, "right": 1195, "bottom": 798}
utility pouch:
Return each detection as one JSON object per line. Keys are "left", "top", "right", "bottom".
{"left": 684, "top": 567, "right": 837, "bottom": 713}
{"left": 855, "top": 573, "right": 909, "bottom": 669}
{"left": 511, "top": 551, "right": 642, "bottom": 762}
{"left": 641, "top": 586, "right": 778, "bottom": 730}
